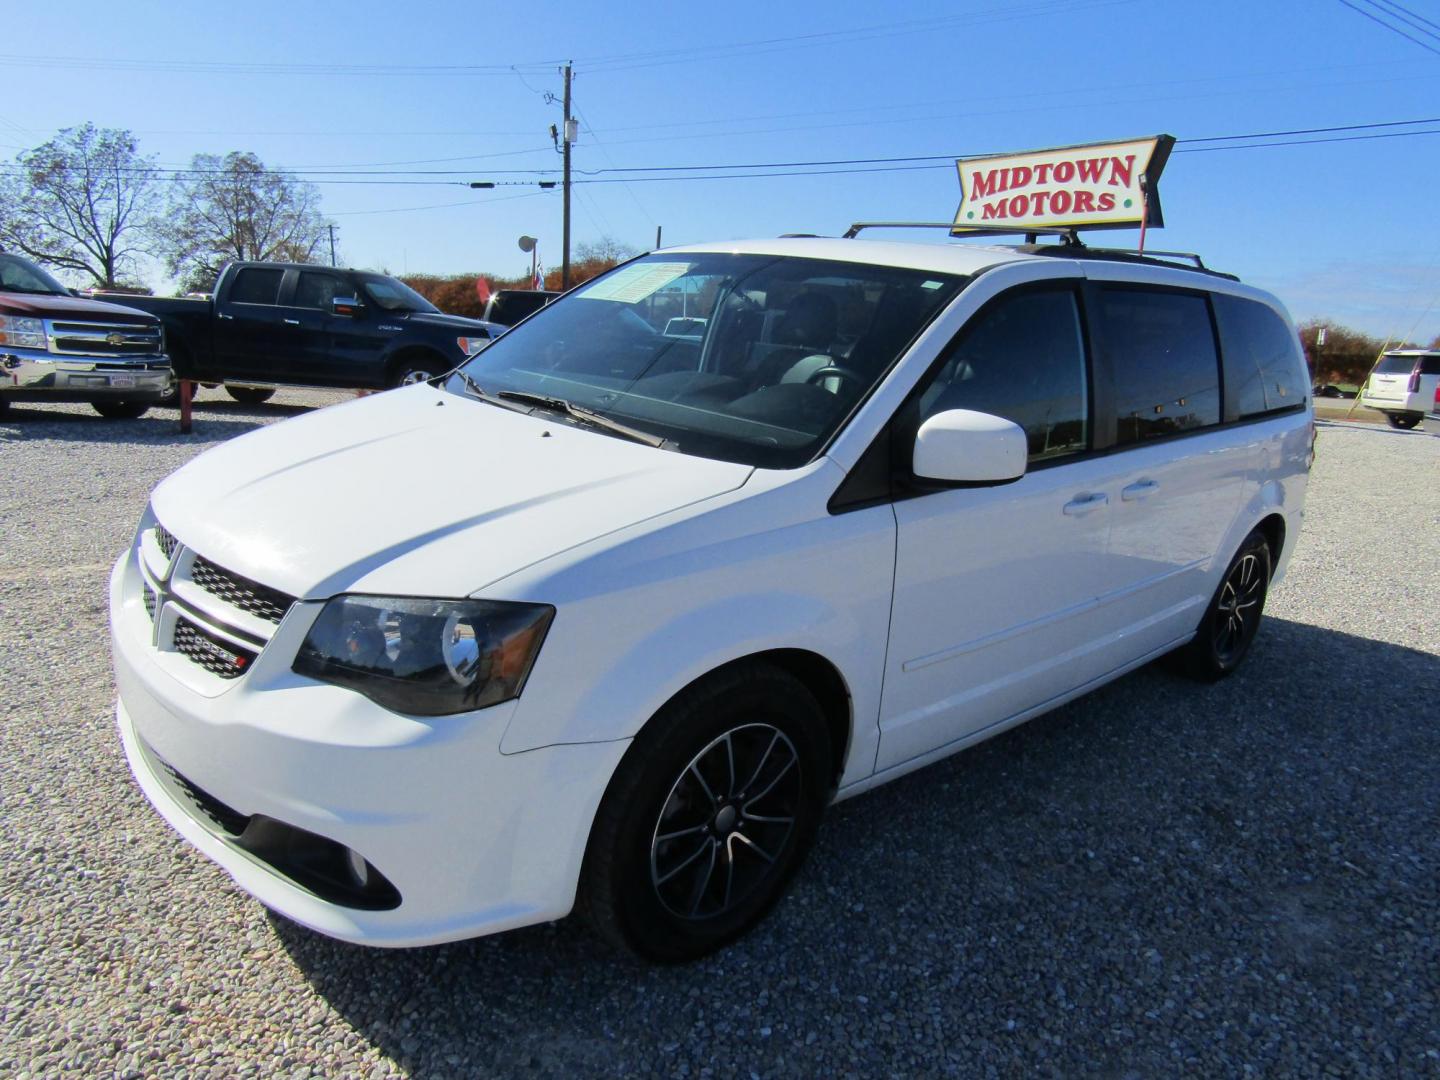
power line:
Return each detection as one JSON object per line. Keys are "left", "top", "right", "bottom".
{"left": 330, "top": 191, "right": 550, "bottom": 216}
{"left": 0, "top": 1, "right": 1141, "bottom": 85}
{"left": 1335, "top": 0, "right": 1440, "bottom": 55}
{"left": 1359, "top": 0, "right": 1440, "bottom": 41}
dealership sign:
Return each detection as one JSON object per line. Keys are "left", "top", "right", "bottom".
{"left": 953, "top": 135, "right": 1175, "bottom": 234}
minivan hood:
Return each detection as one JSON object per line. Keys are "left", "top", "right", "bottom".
{"left": 150, "top": 385, "right": 752, "bottom": 599}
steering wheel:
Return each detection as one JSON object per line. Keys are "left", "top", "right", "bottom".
{"left": 806, "top": 365, "right": 866, "bottom": 392}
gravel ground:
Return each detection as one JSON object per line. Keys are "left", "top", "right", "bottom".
{"left": 2, "top": 398, "right": 1437, "bottom": 1078}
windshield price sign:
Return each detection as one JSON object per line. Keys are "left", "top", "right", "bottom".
{"left": 953, "top": 135, "right": 1175, "bottom": 234}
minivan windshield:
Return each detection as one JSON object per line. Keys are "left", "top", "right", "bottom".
{"left": 0, "top": 253, "right": 68, "bottom": 296}
{"left": 450, "top": 253, "right": 965, "bottom": 468}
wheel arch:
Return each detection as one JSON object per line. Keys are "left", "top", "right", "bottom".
{"left": 1254, "top": 511, "right": 1286, "bottom": 568}
{"left": 384, "top": 345, "right": 452, "bottom": 386}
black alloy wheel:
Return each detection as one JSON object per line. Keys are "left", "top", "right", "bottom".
{"left": 1173, "top": 529, "right": 1273, "bottom": 681}
{"left": 581, "top": 662, "right": 831, "bottom": 962}
{"left": 650, "top": 724, "right": 803, "bottom": 921}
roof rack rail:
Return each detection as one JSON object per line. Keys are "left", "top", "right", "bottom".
{"left": 1080, "top": 246, "right": 1210, "bottom": 270}
{"left": 843, "top": 221, "right": 1084, "bottom": 243}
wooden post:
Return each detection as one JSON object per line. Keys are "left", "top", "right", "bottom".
{"left": 179, "top": 380, "right": 193, "bottom": 434}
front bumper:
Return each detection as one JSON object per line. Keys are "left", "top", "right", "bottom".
{"left": 110, "top": 550, "right": 629, "bottom": 947}
{"left": 2, "top": 345, "right": 172, "bottom": 401}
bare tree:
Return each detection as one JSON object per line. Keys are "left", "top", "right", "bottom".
{"left": 157, "top": 152, "right": 330, "bottom": 292}
{"left": 0, "top": 123, "right": 160, "bottom": 288}
{"left": 575, "top": 236, "right": 639, "bottom": 263}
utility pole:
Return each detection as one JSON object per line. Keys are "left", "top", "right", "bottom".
{"left": 328, "top": 223, "right": 337, "bottom": 267}
{"left": 561, "top": 63, "right": 573, "bottom": 290}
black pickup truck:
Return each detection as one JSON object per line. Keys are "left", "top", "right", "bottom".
{"left": 116, "top": 262, "right": 501, "bottom": 403}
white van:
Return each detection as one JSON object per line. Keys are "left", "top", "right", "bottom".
{"left": 1360, "top": 349, "right": 1440, "bottom": 429}
{"left": 110, "top": 236, "right": 1313, "bottom": 961}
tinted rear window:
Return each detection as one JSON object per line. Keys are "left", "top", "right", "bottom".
{"left": 1417, "top": 356, "right": 1440, "bottom": 375}
{"left": 1213, "top": 294, "right": 1308, "bottom": 418}
{"left": 1374, "top": 354, "right": 1417, "bottom": 375}
{"left": 1101, "top": 289, "right": 1221, "bottom": 445}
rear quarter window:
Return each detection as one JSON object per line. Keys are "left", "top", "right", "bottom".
{"left": 1213, "top": 294, "right": 1309, "bottom": 419}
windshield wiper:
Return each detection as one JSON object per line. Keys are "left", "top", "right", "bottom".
{"left": 497, "top": 390, "right": 667, "bottom": 448}
{"left": 453, "top": 370, "right": 532, "bottom": 413}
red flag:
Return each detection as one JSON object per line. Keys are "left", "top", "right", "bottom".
{"left": 475, "top": 277, "right": 492, "bottom": 305}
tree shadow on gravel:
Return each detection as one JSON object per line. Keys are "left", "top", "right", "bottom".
{"left": 274, "top": 618, "right": 1440, "bottom": 1078}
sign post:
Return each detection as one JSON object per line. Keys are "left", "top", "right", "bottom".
{"left": 952, "top": 135, "right": 1175, "bottom": 239}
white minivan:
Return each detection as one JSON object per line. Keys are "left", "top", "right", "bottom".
{"left": 110, "top": 236, "right": 1313, "bottom": 961}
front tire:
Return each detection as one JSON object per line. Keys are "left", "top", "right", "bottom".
{"left": 1174, "top": 529, "right": 1272, "bottom": 681}
{"left": 1386, "top": 412, "right": 1421, "bottom": 430}
{"left": 580, "top": 662, "right": 831, "bottom": 963}
{"left": 92, "top": 401, "right": 150, "bottom": 420}
{"left": 226, "top": 386, "right": 275, "bottom": 405}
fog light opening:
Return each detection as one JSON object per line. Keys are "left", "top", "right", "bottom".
{"left": 346, "top": 848, "right": 371, "bottom": 888}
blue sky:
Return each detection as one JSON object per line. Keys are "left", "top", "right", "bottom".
{"left": 5, "top": 0, "right": 1439, "bottom": 340}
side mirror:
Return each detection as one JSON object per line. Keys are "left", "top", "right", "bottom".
{"left": 913, "top": 408, "right": 1028, "bottom": 485}
{"left": 332, "top": 296, "right": 362, "bottom": 318}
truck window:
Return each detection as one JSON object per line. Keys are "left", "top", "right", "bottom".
{"left": 1213, "top": 294, "right": 1308, "bottom": 418}
{"left": 293, "top": 271, "right": 350, "bottom": 309}
{"left": 229, "top": 268, "right": 284, "bottom": 306}
{"left": 1101, "top": 289, "right": 1221, "bottom": 445}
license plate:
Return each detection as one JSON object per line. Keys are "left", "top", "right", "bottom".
{"left": 109, "top": 374, "right": 136, "bottom": 388}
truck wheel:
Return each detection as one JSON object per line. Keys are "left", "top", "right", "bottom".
{"left": 93, "top": 401, "right": 151, "bottom": 420}
{"left": 580, "top": 662, "right": 831, "bottom": 962}
{"left": 156, "top": 381, "right": 182, "bottom": 407}
{"left": 226, "top": 387, "right": 276, "bottom": 405}
{"left": 1386, "top": 412, "right": 1421, "bottom": 430}
{"left": 388, "top": 355, "right": 445, "bottom": 388}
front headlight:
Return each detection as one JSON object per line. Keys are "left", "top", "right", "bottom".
{"left": 0, "top": 315, "right": 47, "bottom": 350}
{"left": 293, "top": 595, "right": 554, "bottom": 716}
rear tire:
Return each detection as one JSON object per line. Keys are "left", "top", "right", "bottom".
{"left": 1173, "top": 529, "right": 1272, "bottom": 682}
{"left": 92, "top": 401, "right": 150, "bottom": 420}
{"left": 580, "top": 662, "right": 831, "bottom": 963}
{"left": 1386, "top": 412, "right": 1421, "bottom": 430}
{"left": 226, "top": 386, "right": 275, "bottom": 405}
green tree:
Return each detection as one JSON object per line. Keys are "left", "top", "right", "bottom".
{"left": 0, "top": 123, "right": 160, "bottom": 288}
{"left": 156, "top": 152, "right": 330, "bottom": 292}
{"left": 1298, "top": 319, "right": 1389, "bottom": 385}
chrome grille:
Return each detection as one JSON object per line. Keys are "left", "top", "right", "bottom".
{"left": 155, "top": 525, "right": 177, "bottom": 560}
{"left": 173, "top": 618, "right": 256, "bottom": 680}
{"left": 190, "top": 556, "right": 294, "bottom": 625}
{"left": 46, "top": 319, "right": 162, "bottom": 357}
